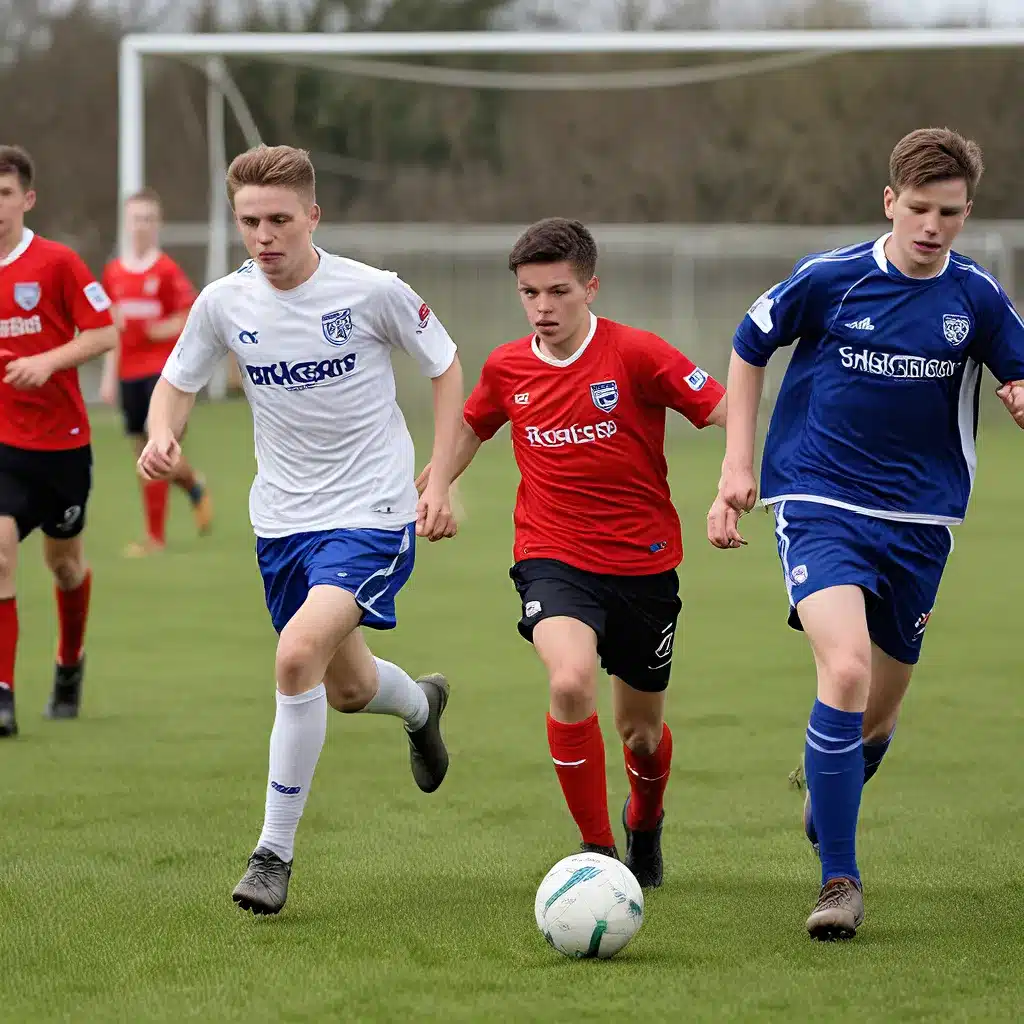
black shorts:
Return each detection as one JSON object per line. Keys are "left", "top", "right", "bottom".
{"left": 510, "top": 557, "right": 682, "bottom": 693}
{"left": 0, "top": 442, "right": 92, "bottom": 541}
{"left": 119, "top": 374, "right": 160, "bottom": 436}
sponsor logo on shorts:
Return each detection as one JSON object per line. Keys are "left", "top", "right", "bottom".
{"left": 790, "top": 564, "right": 809, "bottom": 585}
{"left": 913, "top": 609, "right": 933, "bottom": 638}
{"left": 245, "top": 353, "right": 358, "bottom": 391}
{"left": 524, "top": 420, "right": 617, "bottom": 448}
{"left": 525, "top": 601, "right": 542, "bottom": 618}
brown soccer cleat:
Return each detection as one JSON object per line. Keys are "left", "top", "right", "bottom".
{"left": 806, "top": 876, "right": 865, "bottom": 941}
{"left": 191, "top": 477, "right": 214, "bottom": 535}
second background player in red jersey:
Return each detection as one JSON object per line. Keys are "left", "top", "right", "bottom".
{"left": 101, "top": 189, "right": 213, "bottom": 556}
{"left": 417, "top": 218, "right": 726, "bottom": 887}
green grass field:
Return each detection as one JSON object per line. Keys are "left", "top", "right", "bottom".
{"left": 1, "top": 399, "right": 1021, "bottom": 1023}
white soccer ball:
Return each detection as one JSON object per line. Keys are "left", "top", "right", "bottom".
{"left": 534, "top": 852, "right": 644, "bottom": 959}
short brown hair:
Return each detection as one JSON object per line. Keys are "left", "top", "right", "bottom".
{"left": 126, "top": 186, "right": 162, "bottom": 207}
{"left": 508, "top": 218, "right": 598, "bottom": 283}
{"left": 226, "top": 144, "right": 315, "bottom": 205}
{"left": 889, "top": 128, "right": 984, "bottom": 200}
{"left": 0, "top": 145, "right": 34, "bottom": 191}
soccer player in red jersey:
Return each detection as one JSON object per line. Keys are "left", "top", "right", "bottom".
{"left": 101, "top": 188, "right": 213, "bottom": 555}
{"left": 0, "top": 145, "right": 118, "bottom": 736}
{"left": 417, "top": 219, "right": 726, "bottom": 886}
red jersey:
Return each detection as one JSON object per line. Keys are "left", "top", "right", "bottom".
{"left": 0, "top": 229, "right": 113, "bottom": 451}
{"left": 102, "top": 252, "right": 196, "bottom": 381}
{"left": 463, "top": 315, "right": 725, "bottom": 575}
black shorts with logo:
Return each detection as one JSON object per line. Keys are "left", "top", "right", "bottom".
{"left": 0, "top": 442, "right": 92, "bottom": 541}
{"left": 119, "top": 374, "right": 160, "bottom": 436}
{"left": 510, "top": 557, "right": 682, "bottom": 693}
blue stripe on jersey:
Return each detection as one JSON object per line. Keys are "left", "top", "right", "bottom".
{"left": 734, "top": 235, "right": 1024, "bottom": 525}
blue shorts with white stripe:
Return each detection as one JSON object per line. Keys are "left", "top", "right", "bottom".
{"left": 770, "top": 499, "right": 953, "bottom": 665}
{"left": 257, "top": 524, "right": 416, "bottom": 633}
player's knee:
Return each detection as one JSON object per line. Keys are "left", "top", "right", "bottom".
{"left": 549, "top": 663, "right": 596, "bottom": 717}
{"left": 275, "top": 634, "right": 321, "bottom": 694}
{"left": 818, "top": 648, "right": 871, "bottom": 706}
{"left": 617, "top": 718, "right": 662, "bottom": 756}
{"left": 45, "top": 550, "right": 87, "bottom": 591}
{"left": 0, "top": 536, "right": 15, "bottom": 586}
{"left": 326, "top": 678, "right": 375, "bottom": 713}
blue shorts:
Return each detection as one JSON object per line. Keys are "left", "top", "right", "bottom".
{"left": 771, "top": 500, "right": 954, "bottom": 665}
{"left": 256, "top": 524, "right": 415, "bottom": 634}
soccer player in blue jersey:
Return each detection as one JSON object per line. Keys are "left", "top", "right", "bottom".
{"left": 706, "top": 127, "right": 1024, "bottom": 941}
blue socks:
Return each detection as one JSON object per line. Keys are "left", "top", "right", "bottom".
{"left": 805, "top": 699, "right": 864, "bottom": 884}
{"left": 862, "top": 731, "right": 894, "bottom": 784}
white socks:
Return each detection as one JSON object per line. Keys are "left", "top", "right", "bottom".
{"left": 360, "top": 658, "right": 429, "bottom": 731}
{"left": 256, "top": 683, "right": 327, "bottom": 863}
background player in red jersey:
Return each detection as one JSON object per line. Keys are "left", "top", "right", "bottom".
{"left": 0, "top": 145, "right": 117, "bottom": 736}
{"left": 416, "top": 218, "right": 726, "bottom": 886}
{"left": 101, "top": 188, "right": 213, "bottom": 556}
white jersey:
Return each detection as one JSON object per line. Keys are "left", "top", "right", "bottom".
{"left": 162, "top": 249, "right": 457, "bottom": 538}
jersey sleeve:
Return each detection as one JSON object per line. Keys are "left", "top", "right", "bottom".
{"left": 373, "top": 274, "right": 457, "bottom": 379}
{"left": 60, "top": 249, "right": 114, "bottom": 332}
{"left": 973, "top": 278, "right": 1024, "bottom": 383}
{"left": 463, "top": 352, "right": 509, "bottom": 441}
{"left": 628, "top": 333, "right": 724, "bottom": 427}
{"left": 160, "top": 287, "right": 228, "bottom": 393}
{"left": 162, "top": 261, "right": 198, "bottom": 315}
{"left": 732, "top": 260, "right": 825, "bottom": 367}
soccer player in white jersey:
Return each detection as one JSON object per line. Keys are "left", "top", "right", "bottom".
{"left": 708, "top": 128, "right": 1024, "bottom": 940}
{"left": 139, "top": 145, "right": 464, "bottom": 915}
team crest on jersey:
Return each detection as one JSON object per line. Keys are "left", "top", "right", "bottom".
{"left": 13, "top": 282, "right": 40, "bottom": 311}
{"left": 589, "top": 379, "right": 619, "bottom": 412}
{"left": 321, "top": 308, "right": 354, "bottom": 347}
{"left": 942, "top": 313, "right": 971, "bottom": 347}
{"left": 143, "top": 276, "right": 160, "bottom": 296}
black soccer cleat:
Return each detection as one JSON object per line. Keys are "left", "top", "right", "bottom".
{"left": 622, "top": 797, "right": 664, "bottom": 889}
{"left": 232, "top": 847, "right": 292, "bottom": 915}
{"left": 407, "top": 673, "right": 450, "bottom": 793}
{"left": 0, "top": 686, "right": 17, "bottom": 737}
{"left": 581, "top": 843, "right": 620, "bottom": 860}
{"left": 45, "top": 658, "right": 84, "bottom": 719}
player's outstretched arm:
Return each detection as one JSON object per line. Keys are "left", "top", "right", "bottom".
{"left": 137, "top": 377, "right": 195, "bottom": 481}
{"left": 707, "top": 350, "right": 764, "bottom": 550}
{"left": 417, "top": 354, "right": 465, "bottom": 542}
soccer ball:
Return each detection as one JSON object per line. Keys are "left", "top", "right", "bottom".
{"left": 534, "top": 852, "right": 644, "bottom": 959}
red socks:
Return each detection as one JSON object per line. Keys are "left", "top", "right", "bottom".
{"left": 624, "top": 723, "right": 673, "bottom": 831}
{"left": 547, "top": 712, "right": 616, "bottom": 849}
{"left": 56, "top": 571, "right": 91, "bottom": 668}
{"left": 0, "top": 597, "right": 17, "bottom": 692}
{"left": 142, "top": 480, "right": 169, "bottom": 546}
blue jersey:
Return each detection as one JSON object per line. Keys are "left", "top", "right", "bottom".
{"left": 734, "top": 234, "right": 1024, "bottom": 526}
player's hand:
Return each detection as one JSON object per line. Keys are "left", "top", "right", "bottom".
{"left": 137, "top": 433, "right": 181, "bottom": 481}
{"left": 717, "top": 460, "right": 758, "bottom": 515}
{"left": 706, "top": 494, "right": 748, "bottom": 549}
{"left": 3, "top": 352, "right": 57, "bottom": 390}
{"left": 996, "top": 380, "right": 1024, "bottom": 428}
{"left": 416, "top": 483, "right": 458, "bottom": 542}
{"left": 99, "top": 376, "right": 118, "bottom": 406}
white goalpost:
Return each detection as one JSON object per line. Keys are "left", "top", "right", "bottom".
{"left": 116, "top": 28, "right": 1024, "bottom": 399}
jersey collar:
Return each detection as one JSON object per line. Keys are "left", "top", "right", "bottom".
{"left": 119, "top": 249, "right": 162, "bottom": 273}
{"left": 531, "top": 312, "right": 598, "bottom": 368}
{"left": 873, "top": 232, "right": 950, "bottom": 279}
{"left": 0, "top": 228, "right": 35, "bottom": 267}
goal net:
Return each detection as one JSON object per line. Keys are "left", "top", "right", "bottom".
{"left": 111, "top": 30, "right": 1024, "bottom": 420}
